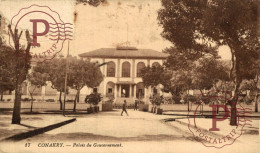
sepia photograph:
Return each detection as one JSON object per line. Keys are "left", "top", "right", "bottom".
{"left": 0, "top": 0, "right": 259, "bottom": 153}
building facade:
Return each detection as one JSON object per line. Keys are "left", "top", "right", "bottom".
{"left": 79, "top": 47, "right": 168, "bottom": 104}
{"left": 2, "top": 47, "right": 168, "bottom": 104}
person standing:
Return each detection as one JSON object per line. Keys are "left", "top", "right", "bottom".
{"left": 121, "top": 100, "right": 128, "bottom": 116}
{"left": 134, "top": 100, "right": 138, "bottom": 111}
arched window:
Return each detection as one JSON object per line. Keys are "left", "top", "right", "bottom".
{"left": 107, "top": 61, "right": 115, "bottom": 77}
{"left": 137, "top": 62, "right": 145, "bottom": 77}
{"left": 152, "top": 62, "right": 160, "bottom": 67}
{"left": 122, "top": 62, "right": 130, "bottom": 77}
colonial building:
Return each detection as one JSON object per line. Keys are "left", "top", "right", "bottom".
{"left": 79, "top": 47, "right": 168, "bottom": 104}
{"left": 2, "top": 47, "right": 168, "bottom": 105}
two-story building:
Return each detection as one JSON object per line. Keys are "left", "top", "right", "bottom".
{"left": 79, "top": 47, "right": 168, "bottom": 104}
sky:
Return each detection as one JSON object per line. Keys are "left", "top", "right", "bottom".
{"left": 0, "top": 0, "right": 231, "bottom": 60}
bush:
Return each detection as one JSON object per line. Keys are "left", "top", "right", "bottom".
{"left": 172, "top": 96, "right": 181, "bottom": 104}
{"left": 200, "top": 95, "right": 212, "bottom": 105}
{"left": 46, "top": 99, "right": 55, "bottom": 102}
{"left": 66, "top": 99, "right": 74, "bottom": 102}
{"left": 138, "top": 100, "right": 145, "bottom": 104}
{"left": 164, "top": 97, "right": 175, "bottom": 104}
{"left": 150, "top": 94, "right": 164, "bottom": 106}
{"left": 183, "top": 94, "right": 197, "bottom": 104}
{"left": 22, "top": 98, "right": 30, "bottom": 101}
{"left": 85, "top": 92, "right": 102, "bottom": 105}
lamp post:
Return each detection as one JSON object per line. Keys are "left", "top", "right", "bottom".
{"left": 63, "top": 40, "right": 70, "bottom": 116}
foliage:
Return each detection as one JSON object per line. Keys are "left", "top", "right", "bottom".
{"left": 85, "top": 92, "right": 102, "bottom": 105}
{"left": 158, "top": 0, "right": 259, "bottom": 125}
{"left": 67, "top": 57, "right": 103, "bottom": 111}
{"left": 6, "top": 24, "right": 32, "bottom": 124}
{"left": 183, "top": 94, "right": 197, "bottom": 104}
{"left": 27, "top": 70, "right": 48, "bottom": 112}
{"left": 193, "top": 57, "right": 230, "bottom": 91}
{"left": 27, "top": 71, "right": 48, "bottom": 88}
{"left": 76, "top": 0, "right": 105, "bottom": 6}
{"left": 140, "top": 65, "right": 166, "bottom": 88}
{"left": 150, "top": 94, "right": 164, "bottom": 106}
{"left": 140, "top": 64, "right": 192, "bottom": 97}
{"left": 68, "top": 58, "right": 103, "bottom": 90}
{"left": 0, "top": 45, "right": 15, "bottom": 94}
{"left": 34, "top": 58, "right": 67, "bottom": 110}
{"left": 33, "top": 57, "right": 103, "bottom": 111}
{"left": 171, "top": 95, "right": 181, "bottom": 104}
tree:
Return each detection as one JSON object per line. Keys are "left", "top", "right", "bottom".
{"left": 68, "top": 58, "right": 103, "bottom": 112}
{"left": 27, "top": 71, "right": 48, "bottom": 112}
{"left": 8, "top": 25, "right": 32, "bottom": 124}
{"left": 193, "top": 57, "right": 230, "bottom": 95}
{"left": 140, "top": 63, "right": 195, "bottom": 111}
{"left": 140, "top": 65, "right": 166, "bottom": 88}
{"left": 241, "top": 51, "right": 260, "bottom": 112}
{"left": 158, "top": 0, "right": 259, "bottom": 125}
{"left": 76, "top": 0, "right": 105, "bottom": 6}
{"left": 240, "top": 79, "right": 259, "bottom": 112}
{"left": 85, "top": 92, "right": 102, "bottom": 112}
{"left": 0, "top": 43, "right": 15, "bottom": 101}
{"left": 33, "top": 58, "right": 68, "bottom": 110}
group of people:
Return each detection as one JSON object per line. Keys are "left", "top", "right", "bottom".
{"left": 121, "top": 100, "right": 139, "bottom": 116}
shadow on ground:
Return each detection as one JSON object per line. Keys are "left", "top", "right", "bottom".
{"left": 25, "top": 132, "right": 195, "bottom": 142}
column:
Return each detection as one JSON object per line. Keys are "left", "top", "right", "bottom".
{"left": 117, "top": 59, "right": 120, "bottom": 82}
{"left": 147, "top": 59, "right": 150, "bottom": 66}
{"left": 115, "top": 84, "right": 118, "bottom": 98}
{"left": 119, "top": 85, "right": 121, "bottom": 97}
{"left": 133, "top": 85, "right": 136, "bottom": 98}
{"left": 132, "top": 59, "right": 135, "bottom": 80}
{"left": 129, "top": 85, "right": 132, "bottom": 98}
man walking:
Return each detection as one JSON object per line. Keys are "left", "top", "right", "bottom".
{"left": 121, "top": 100, "right": 128, "bottom": 116}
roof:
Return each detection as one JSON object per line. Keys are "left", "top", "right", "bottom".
{"left": 78, "top": 48, "right": 168, "bottom": 59}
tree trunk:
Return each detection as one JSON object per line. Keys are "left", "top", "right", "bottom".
{"left": 77, "top": 90, "right": 80, "bottom": 103}
{"left": 73, "top": 90, "right": 80, "bottom": 112}
{"left": 0, "top": 91, "right": 3, "bottom": 101}
{"left": 255, "top": 95, "right": 258, "bottom": 112}
{"left": 29, "top": 86, "right": 36, "bottom": 113}
{"left": 12, "top": 84, "right": 22, "bottom": 124}
{"left": 188, "top": 100, "right": 190, "bottom": 112}
{"left": 187, "top": 90, "right": 190, "bottom": 112}
{"left": 229, "top": 48, "right": 242, "bottom": 126}
{"left": 30, "top": 96, "right": 34, "bottom": 113}
{"left": 59, "top": 91, "right": 62, "bottom": 110}
{"left": 230, "top": 81, "right": 241, "bottom": 126}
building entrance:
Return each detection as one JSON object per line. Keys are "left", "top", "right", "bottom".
{"left": 121, "top": 85, "right": 130, "bottom": 98}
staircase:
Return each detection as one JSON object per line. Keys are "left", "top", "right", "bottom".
{"left": 114, "top": 97, "right": 135, "bottom": 105}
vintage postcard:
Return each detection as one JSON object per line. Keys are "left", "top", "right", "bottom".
{"left": 0, "top": 0, "right": 259, "bottom": 153}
